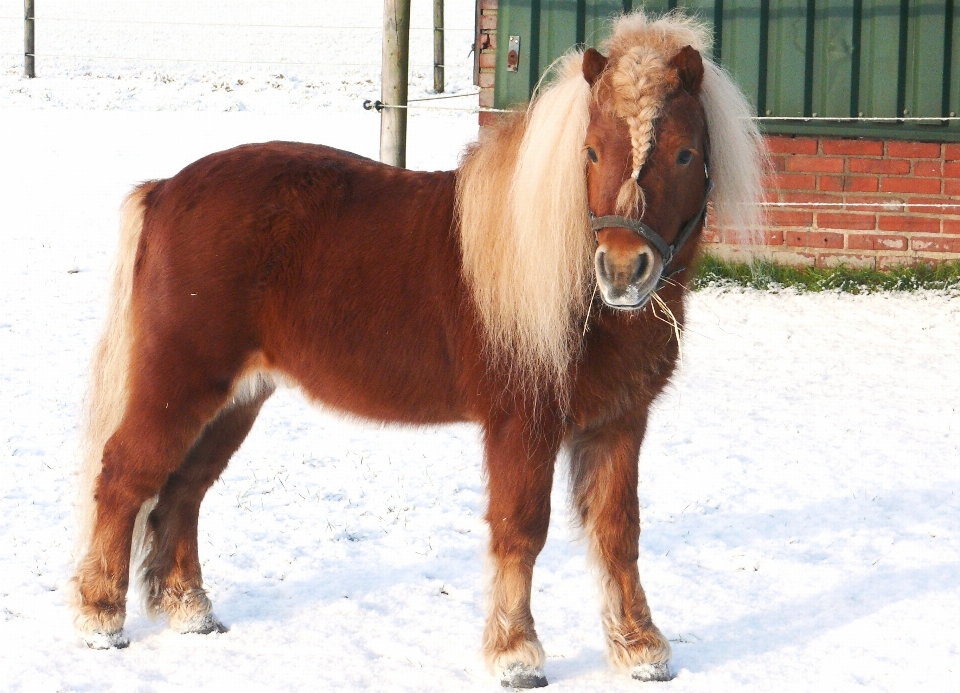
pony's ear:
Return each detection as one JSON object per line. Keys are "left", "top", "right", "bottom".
{"left": 582, "top": 48, "right": 608, "bottom": 87}
{"left": 669, "top": 45, "right": 704, "bottom": 95}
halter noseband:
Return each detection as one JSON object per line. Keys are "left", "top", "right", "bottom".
{"left": 589, "top": 174, "right": 714, "bottom": 287}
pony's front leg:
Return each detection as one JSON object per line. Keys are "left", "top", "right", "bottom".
{"left": 482, "top": 413, "right": 560, "bottom": 688}
{"left": 569, "top": 418, "right": 673, "bottom": 681}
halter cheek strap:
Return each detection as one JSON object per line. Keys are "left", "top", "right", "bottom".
{"left": 589, "top": 176, "right": 714, "bottom": 284}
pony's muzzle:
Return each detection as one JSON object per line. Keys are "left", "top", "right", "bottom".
{"left": 594, "top": 237, "right": 663, "bottom": 310}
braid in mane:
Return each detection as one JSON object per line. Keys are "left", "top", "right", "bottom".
{"left": 605, "top": 47, "right": 679, "bottom": 216}
{"left": 599, "top": 11, "right": 703, "bottom": 216}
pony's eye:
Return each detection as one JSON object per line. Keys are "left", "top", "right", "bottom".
{"left": 676, "top": 149, "right": 694, "bottom": 166}
{"left": 586, "top": 147, "right": 598, "bottom": 163}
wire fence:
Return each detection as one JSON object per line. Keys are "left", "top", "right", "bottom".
{"left": 7, "top": 12, "right": 960, "bottom": 120}
{"left": 4, "top": 9, "right": 959, "bottom": 219}
{"left": 2, "top": 11, "right": 476, "bottom": 74}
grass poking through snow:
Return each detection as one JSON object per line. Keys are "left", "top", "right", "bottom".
{"left": 692, "top": 255, "right": 960, "bottom": 293}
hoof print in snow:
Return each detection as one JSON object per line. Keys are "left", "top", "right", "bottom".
{"left": 631, "top": 662, "right": 674, "bottom": 682}
{"left": 178, "top": 613, "right": 228, "bottom": 635}
{"left": 500, "top": 663, "right": 548, "bottom": 689}
{"left": 83, "top": 629, "right": 130, "bottom": 650}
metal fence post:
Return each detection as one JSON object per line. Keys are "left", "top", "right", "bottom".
{"left": 24, "top": 0, "right": 35, "bottom": 78}
{"left": 434, "top": 0, "right": 444, "bottom": 93}
{"left": 380, "top": 0, "right": 411, "bottom": 168}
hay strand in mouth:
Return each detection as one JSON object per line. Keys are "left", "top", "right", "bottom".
{"left": 582, "top": 284, "right": 598, "bottom": 339}
{"left": 651, "top": 291, "right": 683, "bottom": 368}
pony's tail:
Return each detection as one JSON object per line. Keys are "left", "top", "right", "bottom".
{"left": 74, "top": 183, "right": 156, "bottom": 564}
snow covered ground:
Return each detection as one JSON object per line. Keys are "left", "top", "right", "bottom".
{"left": 1, "top": 0, "right": 478, "bottom": 111}
{"left": 1, "top": 3, "right": 959, "bottom": 692}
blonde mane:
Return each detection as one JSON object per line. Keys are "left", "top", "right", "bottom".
{"left": 456, "top": 10, "right": 765, "bottom": 389}
{"left": 458, "top": 53, "right": 594, "bottom": 389}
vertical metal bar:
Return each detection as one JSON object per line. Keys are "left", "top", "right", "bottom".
{"left": 757, "top": 0, "right": 770, "bottom": 116}
{"left": 434, "top": 0, "right": 444, "bottom": 93}
{"left": 713, "top": 0, "right": 724, "bottom": 64}
{"left": 381, "top": 0, "right": 411, "bottom": 167}
{"left": 576, "top": 0, "right": 585, "bottom": 46}
{"left": 944, "top": 0, "right": 955, "bottom": 118}
{"left": 472, "top": 0, "right": 480, "bottom": 87}
{"left": 803, "top": 0, "right": 816, "bottom": 116}
{"left": 896, "top": 0, "right": 909, "bottom": 117}
{"left": 528, "top": 0, "right": 541, "bottom": 96}
{"left": 850, "top": 0, "right": 862, "bottom": 117}
{"left": 24, "top": 0, "right": 34, "bottom": 78}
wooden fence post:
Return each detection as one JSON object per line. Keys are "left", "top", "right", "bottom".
{"left": 434, "top": 0, "right": 444, "bottom": 93}
{"left": 380, "top": 0, "right": 411, "bottom": 168}
{"left": 24, "top": 0, "right": 35, "bottom": 78}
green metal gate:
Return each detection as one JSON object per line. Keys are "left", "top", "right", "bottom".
{"left": 494, "top": 0, "right": 960, "bottom": 141}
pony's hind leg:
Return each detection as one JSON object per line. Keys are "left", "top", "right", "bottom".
{"left": 71, "top": 354, "right": 246, "bottom": 649}
{"left": 568, "top": 419, "right": 673, "bottom": 681}
{"left": 482, "top": 413, "right": 561, "bottom": 689}
{"left": 141, "top": 374, "right": 275, "bottom": 634}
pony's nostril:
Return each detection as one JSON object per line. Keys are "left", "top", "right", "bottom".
{"left": 597, "top": 250, "right": 610, "bottom": 277}
{"left": 632, "top": 253, "right": 650, "bottom": 283}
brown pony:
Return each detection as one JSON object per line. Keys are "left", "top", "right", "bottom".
{"left": 70, "top": 12, "right": 763, "bottom": 688}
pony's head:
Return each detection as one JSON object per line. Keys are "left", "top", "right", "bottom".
{"left": 457, "top": 11, "right": 765, "bottom": 385}
{"left": 583, "top": 43, "right": 710, "bottom": 308}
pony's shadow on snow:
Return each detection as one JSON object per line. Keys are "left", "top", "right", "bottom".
{"left": 147, "top": 479, "right": 959, "bottom": 677}
{"left": 651, "top": 481, "right": 960, "bottom": 673}
{"left": 544, "top": 647, "right": 611, "bottom": 684}
{"left": 673, "top": 560, "right": 958, "bottom": 674}
{"left": 208, "top": 539, "right": 485, "bottom": 630}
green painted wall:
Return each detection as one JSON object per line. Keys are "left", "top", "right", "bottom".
{"left": 494, "top": 0, "right": 960, "bottom": 141}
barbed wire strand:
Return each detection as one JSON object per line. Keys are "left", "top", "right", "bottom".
{"left": 363, "top": 99, "right": 512, "bottom": 113}
{"left": 408, "top": 91, "right": 479, "bottom": 102}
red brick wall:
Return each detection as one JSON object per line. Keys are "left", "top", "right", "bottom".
{"left": 705, "top": 137, "right": 960, "bottom": 268}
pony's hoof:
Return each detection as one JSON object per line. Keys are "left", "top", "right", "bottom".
{"left": 176, "top": 613, "right": 227, "bottom": 635}
{"left": 631, "top": 662, "right": 674, "bottom": 682}
{"left": 500, "top": 662, "right": 548, "bottom": 688}
{"left": 82, "top": 629, "right": 130, "bottom": 650}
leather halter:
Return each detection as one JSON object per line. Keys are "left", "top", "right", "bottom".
{"left": 589, "top": 173, "right": 714, "bottom": 288}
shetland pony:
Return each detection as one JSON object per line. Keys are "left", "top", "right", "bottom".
{"left": 70, "top": 12, "right": 763, "bottom": 687}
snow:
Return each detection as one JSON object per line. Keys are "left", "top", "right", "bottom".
{"left": 1, "top": 3, "right": 959, "bottom": 691}
{"left": 1, "top": 0, "right": 479, "bottom": 112}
